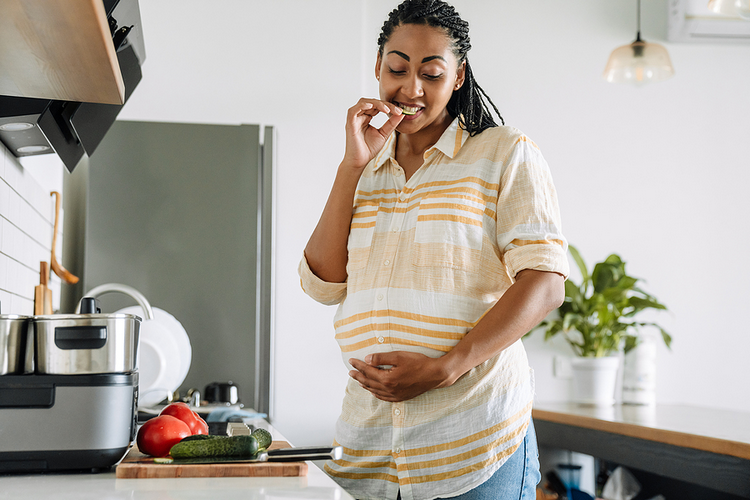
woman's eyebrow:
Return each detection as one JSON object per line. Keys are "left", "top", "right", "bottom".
{"left": 387, "top": 51, "right": 446, "bottom": 63}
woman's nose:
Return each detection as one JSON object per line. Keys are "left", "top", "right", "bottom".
{"left": 402, "top": 76, "right": 424, "bottom": 99}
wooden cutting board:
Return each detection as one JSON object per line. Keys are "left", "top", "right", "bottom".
{"left": 115, "top": 441, "right": 308, "bottom": 478}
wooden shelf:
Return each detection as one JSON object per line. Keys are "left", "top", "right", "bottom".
{"left": 0, "top": 0, "right": 124, "bottom": 105}
{"left": 533, "top": 403, "right": 750, "bottom": 498}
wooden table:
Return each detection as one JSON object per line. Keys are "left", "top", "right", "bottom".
{"left": 532, "top": 403, "right": 750, "bottom": 499}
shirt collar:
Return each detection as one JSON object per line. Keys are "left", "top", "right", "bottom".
{"left": 373, "top": 117, "right": 468, "bottom": 172}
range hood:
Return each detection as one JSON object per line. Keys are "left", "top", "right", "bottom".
{"left": 0, "top": 0, "right": 145, "bottom": 172}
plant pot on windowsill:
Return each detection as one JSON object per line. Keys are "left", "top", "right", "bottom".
{"left": 530, "top": 245, "right": 672, "bottom": 406}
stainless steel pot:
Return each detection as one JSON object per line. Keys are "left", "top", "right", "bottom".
{"left": 34, "top": 298, "right": 141, "bottom": 375}
{"left": 0, "top": 315, "right": 31, "bottom": 375}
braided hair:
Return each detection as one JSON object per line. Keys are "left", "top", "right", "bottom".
{"left": 377, "top": 0, "right": 504, "bottom": 135}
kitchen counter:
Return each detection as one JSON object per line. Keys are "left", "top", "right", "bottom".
{"left": 532, "top": 402, "right": 750, "bottom": 499}
{"left": 0, "top": 418, "right": 355, "bottom": 500}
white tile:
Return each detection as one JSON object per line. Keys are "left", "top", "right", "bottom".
{"left": 17, "top": 261, "right": 37, "bottom": 301}
{"left": 7, "top": 188, "right": 21, "bottom": 227}
{"left": 10, "top": 293, "right": 33, "bottom": 316}
{"left": 0, "top": 143, "right": 7, "bottom": 179}
{"left": 0, "top": 253, "right": 7, "bottom": 291}
{"left": 5, "top": 257, "right": 19, "bottom": 296}
{"left": 0, "top": 290, "right": 12, "bottom": 314}
{"left": 3, "top": 155, "right": 23, "bottom": 194}
{"left": 0, "top": 180, "right": 9, "bottom": 216}
{"left": 0, "top": 218, "right": 12, "bottom": 256}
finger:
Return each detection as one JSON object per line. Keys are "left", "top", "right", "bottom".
{"left": 378, "top": 112, "right": 405, "bottom": 137}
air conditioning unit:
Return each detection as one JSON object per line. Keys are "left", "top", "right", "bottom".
{"left": 668, "top": 0, "right": 750, "bottom": 42}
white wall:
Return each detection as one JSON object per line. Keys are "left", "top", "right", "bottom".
{"left": 117, "top": 0, "right": 750, "bottom": 446}
{"left": 0, "top": 146, "right": 63, "bottom": 316}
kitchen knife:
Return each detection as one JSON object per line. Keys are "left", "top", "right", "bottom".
{"left": 153, "top": 445, "right": 343, "bottom": 465}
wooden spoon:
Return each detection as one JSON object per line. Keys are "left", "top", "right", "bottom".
{"left": 50, "top": 191, "right": 79, "bottom": 284}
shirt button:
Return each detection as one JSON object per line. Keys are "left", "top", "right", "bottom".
{"left": 377, "top": 294, "right": 383, "bottom": 301}
{"left": 394, "top": 170, "right": 402, "bottom": 177}
{"left": 400, "top": 194, "right": 407, "bottom": 202}
{"left": 394, "top": 409, "right": 401, "bottom": 416}
{"left": 383, "top": 259, "right": 390, "bottom": 266}
{"left": 377, "top": 336, "right": 385, "bottom": 343}
{"left": 395, "top": 448, "right": 402, "bottom": 454}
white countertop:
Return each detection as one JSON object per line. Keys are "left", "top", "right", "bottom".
{"left": 0, "top": 419, "right": 355, "bottom": 500}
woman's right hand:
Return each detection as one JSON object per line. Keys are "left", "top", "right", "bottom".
{"left": 342, "top": 98, "right": 404, "bottom": 170}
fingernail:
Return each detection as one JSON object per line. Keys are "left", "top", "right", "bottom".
{"left": 365, "top": 355, "right": 372, "bottom": 364}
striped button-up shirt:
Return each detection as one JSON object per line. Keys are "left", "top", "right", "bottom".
{"left": 299, "top": 118, "right": 568, "bottom": 500}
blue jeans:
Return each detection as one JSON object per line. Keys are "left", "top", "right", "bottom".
{"left": 397, "top": 419, "right": 541, "bottom": 500}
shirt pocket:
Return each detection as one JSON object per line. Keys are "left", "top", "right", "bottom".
{"left": 347, "top": 201, "right": 379, "bottom": 272}
{"left": 412, "top": 193, "right": 486, "bottom": 270}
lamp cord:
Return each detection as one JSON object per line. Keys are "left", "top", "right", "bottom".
{"left": 636, "top": 0, "right": 642, "bottom": 42}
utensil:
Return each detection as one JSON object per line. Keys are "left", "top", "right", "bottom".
{"left": 33, "top": 261, "right": 53, "bottom": 315}
{"left": 0, "top": 313, "right": 31, "bottom": 375}
{"left": 205, "top": 381, "right": 240, "bottom": 405}
{"left": 49, "top": 191, "right": 79, "bottom": 284}
{"left": 34, "top": 297, "right": 141, "bottom": 374}
{"left": 154, "top": 446, "right": 343, "bottom": 465}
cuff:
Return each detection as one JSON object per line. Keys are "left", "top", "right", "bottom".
{"left": 298, "top": 255, "right": 348, "bottom": 305}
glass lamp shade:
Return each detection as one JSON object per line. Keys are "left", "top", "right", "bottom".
{"left": 602, "top": 40, "right": 675, "bottom": 85}
{"left": 708, "top": 0, "right": 750, "bottom": 19}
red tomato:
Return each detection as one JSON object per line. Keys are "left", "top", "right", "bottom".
{"left": 136, "top": 415, "right": 191, "bottom": 457}
{"left": 159, "top": 402, "right": 209, "bottom": 435}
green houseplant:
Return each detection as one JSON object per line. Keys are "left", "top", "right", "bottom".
{"left": 536, "top": 245, "right": 672, "bottom": 357}
{"left": 533, "top": 245, "right": 672, "bottom": 405}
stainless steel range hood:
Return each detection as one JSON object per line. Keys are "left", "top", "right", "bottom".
{"left": 0, "top": 0, "right": 145, "bottom": 172}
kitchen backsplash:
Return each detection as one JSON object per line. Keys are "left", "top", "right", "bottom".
{"left": 0, "top": 143, "right": 62, "bottom": 315}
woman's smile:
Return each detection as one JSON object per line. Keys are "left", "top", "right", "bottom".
{"left": 376, "top": 23, "right": 465, "bottom": 140}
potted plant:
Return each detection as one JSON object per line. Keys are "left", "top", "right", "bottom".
{"left": 534, "top": 245, "right": 672, "bottom": 405}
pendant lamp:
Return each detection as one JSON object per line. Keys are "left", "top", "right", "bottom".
{"left": 708, "top": 0, "right": 750, "bottom": 19}
{"left": 602, "top": 0, "right": 675, "bottom": 85}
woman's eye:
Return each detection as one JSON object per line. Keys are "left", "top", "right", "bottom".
{"left": 388, "top": 68, "right": 405, "bottom": 75}
{"left": 423, "top": 74, "right": 443, "bottom": 80}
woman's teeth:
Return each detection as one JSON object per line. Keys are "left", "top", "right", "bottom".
{"left": 399, "top": 104, "right": 420, "bottom": 115}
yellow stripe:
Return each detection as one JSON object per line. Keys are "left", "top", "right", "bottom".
{"left": 324, "top": 463, "right": 399, "bottom": 483}
{"left": 453, "top": 127, "right": 463, "bottom": 157}
{"left": 417, "top": 202, "right": 485, "bottom": 217}
{"left": 414, "top": 176, "right": 499, "bottom": 193}
{"left": 402, "top": 403, "right": 531, "bottom": 458}
{"left": 510, "top": 238, "right": 564, "bottom": 247}
{"left": 417, "top": 213, "right": 482, "bottom": 227}
{"left": 335, "top": 321, "right": 466, "bottom": 341}
{"left": 335, "top": 309, "right": 475, "bottom": 329}
{"left": 350, "top": 221, "right": 377, "bottom": 229}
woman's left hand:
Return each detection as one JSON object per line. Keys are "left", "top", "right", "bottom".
{"left": 348, "top": 352, "right": 454, "bottom": 402}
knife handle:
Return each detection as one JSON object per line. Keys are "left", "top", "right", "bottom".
{"left": 266, "top": 445, "right": 343, "bottom": 462}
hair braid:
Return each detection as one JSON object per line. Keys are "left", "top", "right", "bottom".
{"left": 377, "top": 0, "right": 504, "bottom": 135}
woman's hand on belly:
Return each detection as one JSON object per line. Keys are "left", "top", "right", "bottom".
{"left": 348, "top": 351, "right": 456, "bottom": 402}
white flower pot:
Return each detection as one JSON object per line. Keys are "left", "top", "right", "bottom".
{"left": 571, "top": 356, "right": 620, "bottom": 406}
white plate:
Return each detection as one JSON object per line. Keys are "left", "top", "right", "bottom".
{"left": 116, "top": 306, "right": 192, "bottom": 408}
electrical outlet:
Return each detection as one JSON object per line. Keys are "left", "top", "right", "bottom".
{"left": 553, "top": 355, "right": 573, "bottom": 379}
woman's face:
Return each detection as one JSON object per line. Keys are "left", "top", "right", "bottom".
{"left": 376, "top": 23, "right": 465, "bottom": 137}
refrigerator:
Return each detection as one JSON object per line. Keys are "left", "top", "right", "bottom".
{"left": 61, "top": 120, "right": 274, "bottom": 417}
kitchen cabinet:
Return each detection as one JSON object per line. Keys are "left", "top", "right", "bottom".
{"left": 533, "top": 402, "right": 750, "bottom": 499}
{"left": 0, "top": 418, "right": 354, "bottom": 500}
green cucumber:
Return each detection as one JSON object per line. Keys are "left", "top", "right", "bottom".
{"left": 179, "top": 434, "right": 219, "bottom": 443}
{"left": 250, "top": 428, "right": 272, "bottom": 450}
{"left": 169, "top": 435, "right": 259, "bottom": 459}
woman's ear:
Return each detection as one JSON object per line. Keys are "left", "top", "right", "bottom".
{"left": 375, "top": 52, "right": 382, "bottom": 81}
{"left": 454, "top": 60, "right": 466, "bottom": 90}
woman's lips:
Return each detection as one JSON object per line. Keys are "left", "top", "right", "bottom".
{"left": 394, "top": 102, "right": 423, "bottom": 119}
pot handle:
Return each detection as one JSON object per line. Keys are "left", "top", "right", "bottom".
{"left": 75, "top": 283, "right": 155, "bottom": 320}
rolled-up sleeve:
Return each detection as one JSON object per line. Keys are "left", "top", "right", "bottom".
{"left": 496, "top": 136, "right": 570, "bottom": 279}
{"left": 298, "top": 255, "right": 348, "bottom": 305}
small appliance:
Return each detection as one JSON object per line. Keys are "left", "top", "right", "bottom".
{"left": 0, "top": 298, "right": 140, "bottom": 473}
